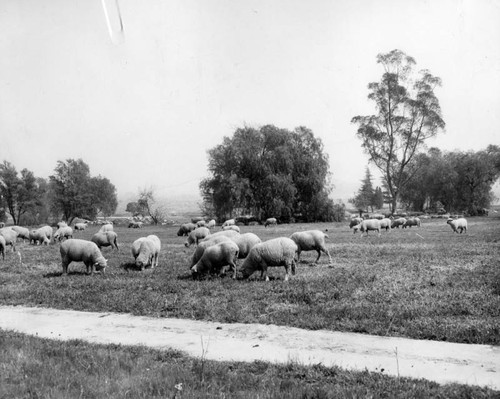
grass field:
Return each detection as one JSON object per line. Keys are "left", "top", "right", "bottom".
{"left": 1, "top": 216, "right": 499, "bottom": 345}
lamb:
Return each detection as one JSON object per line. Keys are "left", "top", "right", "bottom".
{"left": 0, "top": 236, "right": 5, "bottom": 260}
{"left": 60, "top": 239, "right": 107, "bottom": 275}
{"left": 264, "top": 217, "right": 277, "bottom": 228}
{"left": 221, "top": 218, "right": 235, "bottom": 229}
{"left": 74, "top": 222, "right": 88, "bottom": 231}
{"left": 135, "top": 235, "right": 161, "bottom": 270}
{"left": 349, "top": 217, "right": 363, "bottom": 229}
{"left": 0, "top": 228, "right": 18, "bottom": 252}
{"left": 356, "top": 219, "right": 381, "bottom": 237}
{"left": 53, "top": 226, "right": 73, "bottom": 241}
{"left": 191, "top": 241, "right": 239, "bottom": 279}
{"left": 98, "top": 223, "right": 114, "bottom": 233}
{"left": 223, "top": 225, "right": 240, "bottom": 233}
{"left": 447, "top": 217, "right": 468, "bottom": 234}
{"left": 289, "top": 230, "right": 332, "bottom": 264}
{"left": 177, "top": 223, "right": 197, "bottom": 236}
{"left": 403, "top": 217, "right": 421, "bottom": 228}
{"left": 11, "top": 226, "right": 30, "bottom": 241}
{"left": 240, "top": 237, "right": 298, "bottom": 281}
{"left": 206, "top": 219, "right": 216, "bottom": 229}
{"left": 379, "top": 218, "right": 392, "bottom": 231}
{"left": 29, "top": 229, "right": 50, "bottom": 245}
{"left": 91, "top": 231, "right": 119, "bottom": 250}
{"left": 184, "top": 227, "right": 211, "bottom": 247}
{"left": 391, "top": 217, "right": 407, "bottom": 229}
{"left": 190, "top": 235, "right": 234, "bottom": 267}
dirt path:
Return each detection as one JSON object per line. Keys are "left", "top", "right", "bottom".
{"left": 1, "top": 305, "right": 498, "bottom": 390}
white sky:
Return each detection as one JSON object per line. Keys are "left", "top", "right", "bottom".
{"left": 1, "top": 0, "right": 500, "bottom": 204}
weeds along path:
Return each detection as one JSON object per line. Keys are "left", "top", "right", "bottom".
{"left": 0, "top": 305, "right": 499, "bottom": 390}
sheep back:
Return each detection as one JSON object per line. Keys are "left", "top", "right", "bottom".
{"left": 60, "top": 239, "right": 107, "bottom": 275}
{"left": 191, "top": 241, "right": 239, "bottom": 277}
{"left": 177, "top": 223, "right": 196, "bottom": 236}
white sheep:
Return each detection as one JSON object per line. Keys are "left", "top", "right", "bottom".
{"left": 357, "top": 219, "right": 381, "bottom": 237}
{"left": 29, "top": 229, "right": 50, "bottom": 245}
{"left": 191, "top": 241, "right": 239, "bottom": 278}
{"left": 349, "top": 217, "right": 363, "bottom": 229}
{"left": 98, "top": 223, "right": 114, "bottom": 233}
{"left": 74, "top": 222, "right": 88, "bottom": 231}
{"left": 196, "top": 220, "right": 207, "bottom": 228}
{"left": 177, "top": 223, "right": 197, "bottom": 237}
{"left": 60, "top": 239, "right": 107, "bottom": 275}
{"left": 190, "top": 235, "right": 234, "bottom": 267}
{"left": 379, "top": 218, "right": 392, "bottom": 231}
{"left": 207, "top": 219, "right": 216, "bottom": 229}
{"left": 0, "top": 236, "right": 5, "bottom": 260}
{"left": 447, "top": 217, "right": 467, "bottom": 234}
{"left": 209, "top": 229, "right": 240, "bottom": 239}
{"left": 222, "top": 225, "right": 240, "bottom": 233}
{"left": 57, "top": 221, "right": 68, "bottom": 228}
{"left": 38, "top": 225, "right": 54, "bottom": 243}
{"left": 240, "top": 237, "right": 298, "bottom": 281}
{"left": 264, "top": 217, "right": 277, "bottom": 228}
{"left": 11, "top": 226, "right": 30, "bottom": 241}
{"left": 230, "top": 232, "right": 262, "bottom": 258}
{"left": 184, "top": 227, "right": 211, "bottom": 247}
{"left": 403, "top": 217, "right": 421, "bottom": 228}
{"left": 289, "top": 230, "right": 332, "bottom": 264}
{"left": 221, "top": 218, "right": 235, "bottom": 229}
{"left": 391, "top": 217, "right": 406, "bottom": 229}
{"left": 135, "top": 235, "right": 161, "bottom": 270}
{"left": 131, "top": 237, "right": 147, "bottom": 260}
{"left": 54, "top": 226, "right": 73, "bottom": 241}
{"left": 0, "top": 227, "right": 18, "bottom": 252}
{"left": 91, "top": 231, "right": 119, "bottom": 250}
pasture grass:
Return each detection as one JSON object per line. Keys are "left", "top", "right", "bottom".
{"left": 1, "top": 216, "right": 499, "bottom": 345}
{"left": 1, "top": 329, "right": 497, "bottom": 398}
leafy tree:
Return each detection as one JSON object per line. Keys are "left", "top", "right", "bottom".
{"left": 49, "top": 159, "right": 117, "bottom": 223}
{"left": 352, "top": 49, "right": 445, "bottom": 213}
{"left": 0, "top": 161, "right": 42, "bottom": 224}
{"left": 200, "top": 125, "right": 335, "bottom": 222}
{"left": 136, "top": 187, "right": 167, "bottom": 225}
{"left": 349, "top": 167, "right": 375, "bottom": 213}
{"left": 126, "top": 202, "right": 143, "bottom": 217}
{"left": 373, "top": 186, "right": 384, "bottom": 210}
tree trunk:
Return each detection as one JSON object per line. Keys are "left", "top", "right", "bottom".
{"left": 391, "top": 196, "right": 398, "bottom": 215}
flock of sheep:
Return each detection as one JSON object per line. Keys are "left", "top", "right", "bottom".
{"left": 0, "top": 214, "right": 468, "bottom": 279}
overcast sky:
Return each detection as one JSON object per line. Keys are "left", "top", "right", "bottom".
{"left": 1, "top": 0, "right": 499, "bottom": 205}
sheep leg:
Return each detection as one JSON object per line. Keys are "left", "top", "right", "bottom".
{"left": 291, "top": 259, "right": 296, "bottom": 276}
{"left": 315, "top": 250, "right": 321, "bottom": 263}
{"left": 62, "top": 261, "right": 69, "bottom": 275}
{"left": 297, "top": 250, "right": 302, "bottom": 263}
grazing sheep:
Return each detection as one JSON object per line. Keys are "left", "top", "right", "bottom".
{"left": 191, "top": 235, "right": 234, "bottom": 267}
{"left": 177, "top": 223, "right": 197, "bottom": 237}
{"left": 223, "top": 225, "right": 240, "bottom": 233}
{"left": 289, "top": 230, "right": 332, "bottom": 264}
{"left": 196, "top": 220, "right": 206, "bottom": 228}
{"left": 29, "top": 229, "right": 50, "bottom": 245}
{"left": 191, "top": 217, "right": 205, "bottom": 224}
{"left": 229, "top": 232, "right": 262, "bottom": 259}
{"left": 0, "top": 228, "right": 18, "bottom": 252}
{"left": 379, "top": 218, "right": 392, "bottom": 231}
{"left": 91, "top": 231, "right": 119, "bottom": 250}
{"left": 38, "top": 225, "right": 54, "bottom": 243}
{"left": 128, "top": 221, "right": 143, "bottom": 228}
{"left": 57, "top": 221, "right": 68, "bottom": 228}
{"left": 184, "top": 227, "right": 211, "bottom": 247}
{"left": 54, "top": 226, "right": 73, "bottom": 242}
{"left": 60, "top": 239, "right": 107, "bottom": 275}
{"left": 98, "top": 223, "right": 114, "bottom": 233}
{"left": 349, "top": 217, "right": 363, "bottom": 229}
{"left": 207, "top": 219, "right": 216, "bottom": 229}
{"left": 135, "top": 235, "right": 161, "bottom": 270}
{"left": 191, "top": 241, "right": 239, "bottom": 279}
{"left": 209, "top": 230, "right": 240, "bottom": 239}
{"left": 447, "top": 218, "right": 468, "bottom": 234}
{"left": 391, "top": 217, "right": 407, "bottom": 229}
{"left": 11, "top": 226, "right": 30, "bottom": 241}
{"left": 240, "top": 237, "right": 298, "bottom": 281}
{"left": 221, "top": 218, "right": 235, "bottom": 229}
{"left": 74, "top": 222, "right": 88, "bottom": 231}
{"left": 0, "top": 236, "right": 5, "bottom": 260}
{"left": 357, "top": 219, "right": 381, "bottom": 237}
{"left": 264, "top": 218, "right": 277, "bottom": 228}
{"left": 403, "top": 217, "right": 421, "bottom": 228}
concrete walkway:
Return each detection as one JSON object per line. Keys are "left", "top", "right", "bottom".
{"left": 0, "top": 305, "right": 498, "bottom": 391}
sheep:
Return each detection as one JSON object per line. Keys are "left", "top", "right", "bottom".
{"left": 349, "top": 217, "right": 363, "bottom": 229}
{"left": 391, "top": 217, "right": 407, "bottom": 229}
{"left": 208, "top": 230, "right": 240, "bottom": 239}
{"left": 196, "top": 220, "right": 206, "bottom": 228}
{"left": 184, "top": 227, "right": 211, "bottom": 247}
{"left": 191, "top": 235, "right": 234, "bottom": 267}
{"left": 98, "top": 223, "right": 114, "bottom": 233}
{"left": 11, "top": 226, "right": 30, "bottom": 241}
{"left": 57, "top": 221, "right": 68, "bottom": 228}
{"left": 60, "top": 239, "right": 107, "bottom": 275}
{"left": 264, "top": 217, "right": 277, "bottom": 228}
{"left": 53, "top": 226, "right": 73, "bottom": 242}
{"left": 290, "top": 230, "right": 332, "bottom": 264}
{"left": 230, "top": 232, "right": 262, "bottom": 258}
{"left": 74, "top": 222, "right": 88, "bottom": 231}
{"left": 223, "top": 225, "right": 240, "bottom": 233}
{"left": 447, "top": 217, "right": 468, "bottom": 234}
{"left": 135, "top": 235, "right": 161, "bottom": 270}
{"left": 403, "top": 217, "right": 421, "bottom": 228}
{"left": 29, "top": 229, "right": 50, "bottom": 245}
{"left": 38, "top": 225, "right": 54, "bottom": 243}
{"left": 240, "top": 237, "right": 298, "bottom": 282}
{"left": 221, "top": 218, "right": 235, "bottom": 229}
{"left": 177, "top": 223, "right": 197, "bottom": 237}
{"left": 357, "top": 219, "right": 381, "bottom": 237}
{"left": 128, "top": 221, "right": 143, "bottom": 228}
{"left": 191, "top": 217, "right": 205, "bottom": 224}
{"left": 0, "top": 236, "right": 5, "bottom": 260}
{"left": 0, "top": 228, "right": 18, "bottom": 252}
{"left": 191, "top": 241, "right": 239, "bottom": 279}
{"left": 207, "top": 219, "right": 216, "bottom": 229}
{"left": 379, "top": 218, "right": 392, "bottom": 231}
{"left": 91, "top": 231, "right": 119, "bottom": 250}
